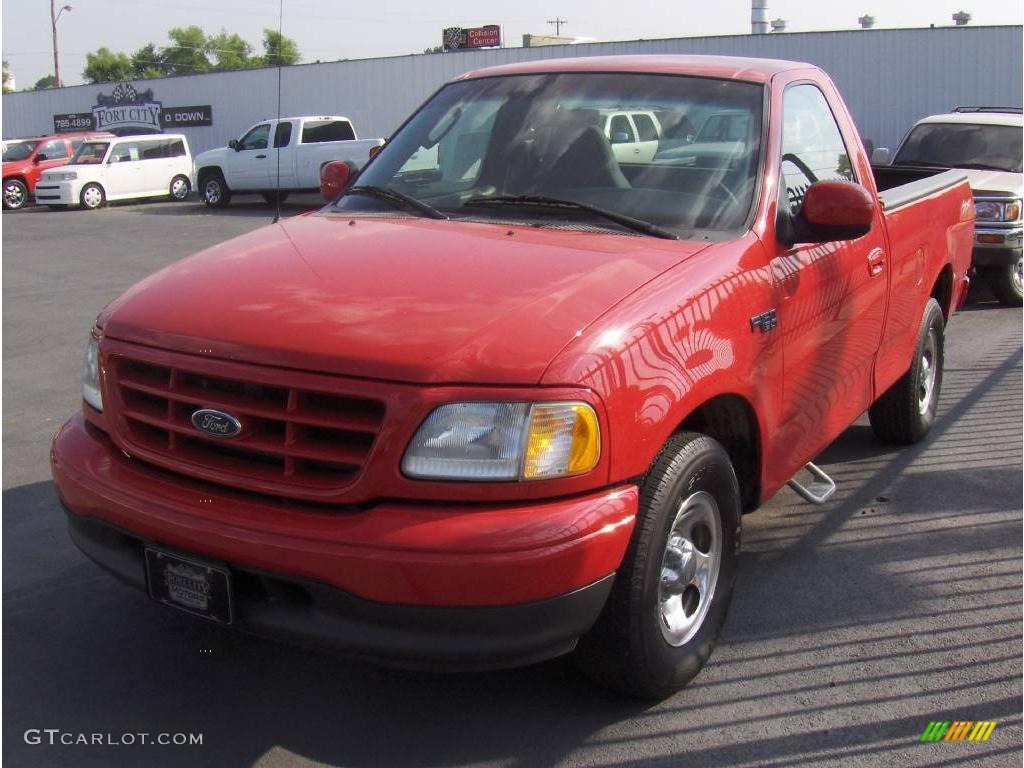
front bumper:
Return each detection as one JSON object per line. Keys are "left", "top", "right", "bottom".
{"left": 34, "top": 181, "right": 78, "bottom": 205}
{"left": 52, "top": 414, "right": 637, "bottom": 667}
{"left": 972, "top": 227, "right": 1023, "bottom": 266}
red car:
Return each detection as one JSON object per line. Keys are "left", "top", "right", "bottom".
{"left": 51, "top": 56, "right": 973, "bottom": 697}
{"left": 2, "top": 131, "right": 113, "bottom": 210}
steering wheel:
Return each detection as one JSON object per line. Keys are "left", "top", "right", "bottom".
{"left": 781, "top": 153, "right": 819, "bottom": 184}
{"left": 714, "top": 181, "right": 740, "bottom": 208}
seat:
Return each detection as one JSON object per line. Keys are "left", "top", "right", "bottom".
{"left": 542, "top": 126, "right": 630, "bottom": 192}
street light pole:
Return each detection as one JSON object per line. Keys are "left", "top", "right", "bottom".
{"left": 50, "top": 1, "right": 72, "bottom": 87}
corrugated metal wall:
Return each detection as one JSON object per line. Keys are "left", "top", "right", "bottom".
{"left": 3, "top": 26, "right": 1021, "bottom": 155}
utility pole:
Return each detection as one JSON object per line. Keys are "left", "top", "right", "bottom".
{"left": 547, "top": 17, "right": 567, "bottom": 37}
{"left": 51, "top": 0, "right": 72, "bottom": 87}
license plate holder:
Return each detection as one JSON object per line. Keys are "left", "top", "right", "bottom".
{"left": 145, "top": 547, "right": 233, "bottom": 624}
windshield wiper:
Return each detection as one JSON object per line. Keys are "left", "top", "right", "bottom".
{"left": 346, "top": 185, "right": 448, "bottom": 220}
{"left": 462, "top": 194, "right": 678, "bottom": 240}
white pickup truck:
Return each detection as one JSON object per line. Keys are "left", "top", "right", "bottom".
{"left": 194, "top": 116, "right": 384, "bottom": 207}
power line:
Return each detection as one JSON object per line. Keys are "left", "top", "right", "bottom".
{"left": 547, "top": 17, "right": 568, "bottom": 36}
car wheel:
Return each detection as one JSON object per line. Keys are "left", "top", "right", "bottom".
{"left": 79, "top": 183, "right": 106, "bottom": 210}
{"left": 869, "top": 297, "right": 944, "bottom": 444}
{"left": 169, "top": 175, "right": 191, "bottom": 202}
{"left": 200, "top": 172, "right": 231, "bottom": 208}
{"left": 575, "top": 432, "right": 741, "bottom": 699}
{"left": 983, "top": 258, "right": 1023, "bottom": 307}
{"left": 261, "top": 191, "right": 289, "bottom": 205}
{"left": 3, "top": 178, "right": 28, "bottom": 210}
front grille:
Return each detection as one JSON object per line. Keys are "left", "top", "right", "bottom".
{"left": 108, "top": 354, "right": 386, "bottom": 501}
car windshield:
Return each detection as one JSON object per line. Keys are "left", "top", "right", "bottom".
{"left": 3, "top": 140, "right": 41, "bottom": 162}
{"left": 334, "top": 72, "right": 765, "bottom": 234}
{"left": 71, "top": 141, "right": 110, "bottom": 164}
{"left": 894, "top": 123, "right": 1022, "bottom": 173}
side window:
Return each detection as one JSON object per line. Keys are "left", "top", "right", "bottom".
{"left": 274, "top": 122, "right": 292, "bottom": 148}
{"left": 70, "top": 139, "right": 84, "bottom": 155}
{"left": 40, "top": 140, "right": 69, "bottom": 160}
{"left": 301, "top": 120, "right": 356, "bottom": 143}
{"left": 139, "top": 140, "right": 165, "bottom": 160}
{"left": 634, "top": 114, "right": 658, "bottom": 142}
{"left": 109, "top": 143, "right": 132, "bottom": 163}
{"left": 781, "top": 84, "right": 855, "bottom": 213}
{"left": 167, "top": 139, "right": 186, "bottom": 157}
{"left": 239, "top": 123, "right": 270, "bottom": 150}
{"left": 609, "top": 115, "right": 635, "bottom": 143}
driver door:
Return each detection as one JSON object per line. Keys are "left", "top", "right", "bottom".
{"left": 225, "top": 123, "right": 272, "bottom": 189}
{"left": 770, "top": 83, "right": 889, "bottom": 463}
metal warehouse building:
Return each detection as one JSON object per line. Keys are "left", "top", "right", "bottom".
{"left": 2, "top": 25, "right": 1021, "bottom": 155}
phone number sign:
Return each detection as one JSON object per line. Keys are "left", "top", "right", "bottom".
{"left": 53, "top": 113, "right": 95, "bottom": 132}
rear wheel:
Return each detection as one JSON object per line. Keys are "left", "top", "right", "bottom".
{"left": 575, "top": 432, "right": 741, "bottom": 699}
{"left": 3, "top": 178, "right": 28, "bottom": 210}
{"left": 869, "top": 298, "right": 944, "bottom": 443}
{"left": 982, "top": 259, "right": 1023, "bottom": 306}
{"left": 79, "top": 183, "right": 106, "bottom": 210}
{"left": 200, "top": 172, "right": 231, "bottom": 208}
{"left": 169, "top": 175, "right": 191, "bottom": 201}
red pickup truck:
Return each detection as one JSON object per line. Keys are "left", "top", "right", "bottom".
{"left": 52, "top": 56, "right": 973, "bottom": 698}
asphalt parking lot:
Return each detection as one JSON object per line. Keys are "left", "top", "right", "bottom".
{"left": 3, "top": 198, "right": 1022, "bottom": 767}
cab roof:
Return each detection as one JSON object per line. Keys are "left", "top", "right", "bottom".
{"left": 457, "top": 55, "right": 813, "bottom": 84}
{"left": 915, "top": 111, "right": 1022, "bottom": 128}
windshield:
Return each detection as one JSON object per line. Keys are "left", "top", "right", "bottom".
{"left": 335, "top": 72, "right": 764, "bottom": 234}
{"left": 894, "top": 123, "right": 1022, "bottom": 173}
{"left": 71, "top": 141, "right": 110, "bottom": 164}
{"left": 3, "top": 140, "right": 41, "bottom": 162}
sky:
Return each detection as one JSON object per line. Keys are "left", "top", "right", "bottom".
{"left": 2, "top": 0, "right": 1022, "bottom": 90}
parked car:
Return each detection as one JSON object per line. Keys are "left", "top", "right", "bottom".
{"left": 53, "top": 55, "right": 973, "bottom": 699}
{"left": 875, "top": 107, "right": 1022, "bottom": 305}
{"left": 33, "top": 134, "right": 193, "bottom": 210}
{"left": 193, "top": 116, "right": 384, "bottom": 207}
{"left": 2, "top": 131, "right": 113, "bottom": 210}
{"left": 599, "top": 109, "right": 663, "bottom": 163}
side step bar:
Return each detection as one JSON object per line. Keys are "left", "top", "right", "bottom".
{"left": 787, "top": 462, "right": 837, "bottom": 505}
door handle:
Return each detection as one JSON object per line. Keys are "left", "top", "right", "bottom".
{"left": 867, "top": 248, "right": 885, "bottom": 277}
{"left": 255, "top": 154, "right": 267, "bottom": 159}
{"left": 633, "top": 147, "right": 641, "bottom": 154}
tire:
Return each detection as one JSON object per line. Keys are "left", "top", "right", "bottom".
{"left": 169, "top": 175, "right": 191, "bottom": 202}
{"left": 261, "top": 191, "right": 289, "bottom": 205}
{"left": 868, "top": 298, "right": 945, "bottom": 444}
{"left": 200, "top": 172, "right": 231, "bottom": 208}
{"left": 982, "top": 259, "right": 1023, "bottom": 307}
{"left": 3, "top": 178, "right": 28, "bottom": 210}
{"left": 575, "top": 432, "right": 741, "bottom": 699}
{"left": 79, "top": 183, "right": 106, "bottom": 210}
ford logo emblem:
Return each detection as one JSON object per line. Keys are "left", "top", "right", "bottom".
{"left": 191, "top": 409, "right": 242, "bottom": 438}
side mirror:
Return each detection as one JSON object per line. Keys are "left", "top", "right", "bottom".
{"left": 871, "top": 147, "right": 892, "bottom": 166}
{"left": 610, "top": 132, "right": 631, "bottom": 144}
{"left": 228, "top": 139, "right": 239, "bottom": 150}
{"left": 33, "top": 154, "right": 46, "bottom": 163}
{"left": 320, "top": 160, "right": 355, "bottom": 200}
{"left": 785, "top": 181, "right": 874, "bottom": 245}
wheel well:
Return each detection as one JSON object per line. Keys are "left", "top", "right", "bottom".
{"left": 931, "top": 264, "right": 954, "bottom": 322}
{"left": 4, "top": 175, "right": 27, "bottom": 184}
{"left": 196, "top": 166, "right": 222, "bottom": 183}
{"left": 676, "top": 394, "right": 761, "bottom": 512}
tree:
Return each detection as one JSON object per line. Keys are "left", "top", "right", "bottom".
{"left": 160, "top": 26, "right": 212, "bottom": 76}
{"left": 262, "top": 29, "right": 300, "bottom": 66}
{"left": 83, "top": 47, "right": 133, "bottom": 83}
{"left": 2, "top": 60, "right": 12, "bottom": 93}
{"left": 423, "top": 46, "right": 444, "bottom": 54}
{"left": 34, "top": 75, "right": 59, "bottom": 90}
{"left": 208, "top": 30, "right": 258, "bottom": 71}
{"left": 130, "top": 44, "right": 167, "bottom": 80}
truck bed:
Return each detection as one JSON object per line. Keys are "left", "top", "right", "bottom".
{"left": 872, "top": 165, "right": 969, "bottom": 210}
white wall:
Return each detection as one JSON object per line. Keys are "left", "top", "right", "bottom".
{"left": 2, "top": 26, "right": 1021, "bottom": 155}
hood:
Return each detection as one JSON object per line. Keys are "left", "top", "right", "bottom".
{"left": 2, "top": 160, "right": 31, "bottom": 174}
{"left": 959, "top": 168, "right": 1023, "bottom": 197}
{"left": 103, "top": 214, "right": 710, "bottom": 384}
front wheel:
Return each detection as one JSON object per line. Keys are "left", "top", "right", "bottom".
{"left": 79, "top": 183, "right": 106, "bottom": 210}
{"left": 575, "top": 432, "right": 741, "bottom": 699}
{"left": 3, "top": 178, "right": 28, "bottom": 210}
{"left": 869, "top": 298, "right": 945, "bottom": 443}
{"left": 169, "top": 175, "right": 191, "bottom": 202}
{"left": 982, "top": 259, "right": 1023, "bottom": 307}
{"left": 200, "top": 172, "right": 231, "bottom": 208}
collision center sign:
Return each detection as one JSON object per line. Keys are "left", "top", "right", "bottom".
{"left": 442, "top": 24, "right": 501, "bottom": 51}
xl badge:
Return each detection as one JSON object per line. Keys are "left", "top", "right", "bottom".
{"left": 191, "top": 409, "right": 242, "bottom": 438}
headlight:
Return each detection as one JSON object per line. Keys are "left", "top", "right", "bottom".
{"left": 82, "top": 336, "right": 103, "bottom": 411}
{"left": 975, "top": 200, "right": 1022, "bottom": 222}
{"left": 402, "top": 401, "right": 600, "bottom": 481}
{"left": 60, "top": 172, "right": 78, "bottom": 181}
